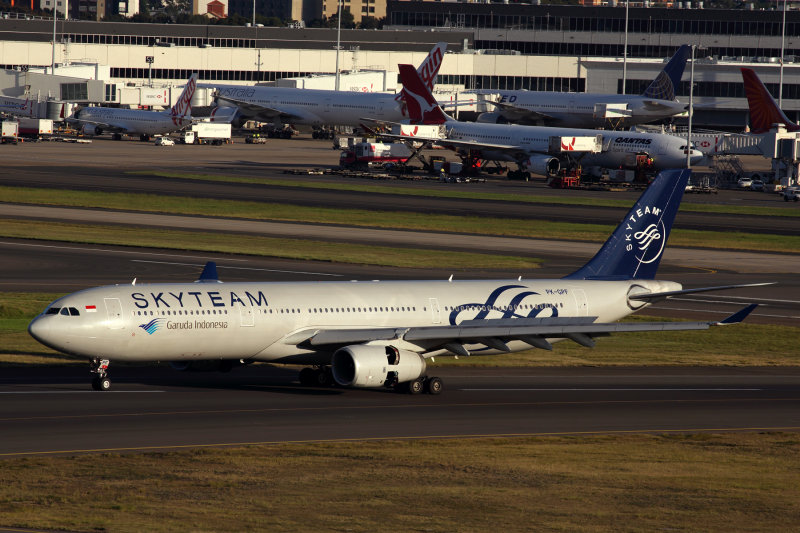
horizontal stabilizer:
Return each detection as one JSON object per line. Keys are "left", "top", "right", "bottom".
{"left": 716, "top": 304, "right": 758, "bottom": 325}
{"left": 629, "top": 282, "right": 774, "bottom": 301}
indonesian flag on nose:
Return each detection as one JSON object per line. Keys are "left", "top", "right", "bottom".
{"left": 85, "top": 305, "right": 97, "bottom": 313}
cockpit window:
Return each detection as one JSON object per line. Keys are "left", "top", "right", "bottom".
{"left": 54, "top": 307, "right": 80, "bottom": 316}
{"left": 45, "top": 307, "right": 61, "bottom": 315}
{"left": 60, "top": 308, "right": 70, "bottom": 316}
{"left": 69, "top": 307, "right": 80, "bottom": 316}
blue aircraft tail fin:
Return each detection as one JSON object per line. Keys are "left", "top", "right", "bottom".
{"left": 642, "top": 45, "right": 690, "bottom": 101}
{"left": 564, "top": 169, "right": 691, "bottom": 281}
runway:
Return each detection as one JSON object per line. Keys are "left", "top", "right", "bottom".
{"left": 1, "top": 365, "right": 798, "bottom": 457}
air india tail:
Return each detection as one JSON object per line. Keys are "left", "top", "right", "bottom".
{"left": 398, "top": 64, "right": 451, "bottom": 125}
{"left": 169, "top": 73, "right": 199, "bottom": 120}
{"left": 741, "top": 67, "right": 799, "bottom": 134}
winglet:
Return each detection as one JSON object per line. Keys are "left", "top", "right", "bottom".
{"left": 196, "top": 261, "right": 222, "bottom": 283}
{"left": 715, "top": 304, "right": 758, "bottom": 325}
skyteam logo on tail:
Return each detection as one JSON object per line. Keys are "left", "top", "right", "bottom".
{"left": 139, "top": 318, "right": 165, "bottom": 335}
{"left": 626, "top": 205, "right": 665, "bottom": 265}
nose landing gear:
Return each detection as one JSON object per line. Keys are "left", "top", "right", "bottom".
{"left": 90, "top": 358, "right": 111, "bottom": 391}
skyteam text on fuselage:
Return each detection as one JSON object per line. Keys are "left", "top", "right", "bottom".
{"left": 28, "top": 169, "right": 764, "bottom": 394}
{"left": 475, "top": 45, "right": 690, "bottom": 129}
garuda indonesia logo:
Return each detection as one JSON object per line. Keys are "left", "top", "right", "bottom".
{"left": 139, "top": 318, "right": 164, "bottom": 335}
{"left": 627, "top": 205, "right": 666, "bottom": 265}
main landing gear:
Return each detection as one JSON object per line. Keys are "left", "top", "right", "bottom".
{"left": 298, "top": 366, "right": 333, "bottom": 387}
{"left": 90, "top": 358, "right": 111, "bottom": 391}
{"left": 297, "top": 366, "right": 443, "bottom": 395}
{"left": 397, "top": 376, "right": 443, "bottom": 395}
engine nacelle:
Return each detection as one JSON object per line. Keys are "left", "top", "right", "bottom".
{"left": 83, "top": 124, "right": 102, "bottom": 136}
{"left": 522, "top": 154, "right": 560, "bottom": 177}
{"left": 332, "top": 345, "right": 426, "bottom": 388}
{"left": 476, "top": 112, "right": 508, "bottom": 124}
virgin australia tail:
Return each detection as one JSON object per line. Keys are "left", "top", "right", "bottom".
{"left": 740, "top": 68, "right": 799, "bottom": 134}
{"left": 168, "top": 73, "right": 198, "bottom": 121}
{"left": 642, "top": 45, "right": 690, "bottom": 101}
{"left": 564, "top": 169, "right": 691, "bottom": 281}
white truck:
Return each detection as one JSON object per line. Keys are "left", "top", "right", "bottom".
{"left": 19, "top": 118, "right": 53, "bottom": 139}
{"left": 186, "top": 123, "right": 232, "bottom": 145}
{"left": 1, "top": 121, "right": 19, "bottom": 144}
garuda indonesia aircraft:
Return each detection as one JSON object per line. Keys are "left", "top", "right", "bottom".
{"left": 475, "top": 45, "right": 690, "bottom": 129}
{"left": 70, "top": 74, "right": 199, "bottom": 141}
{"left": 396, "top": 64, "right": 703, "bottom": 179}
{"left": 29, "top": 169, "right": 763, "bottom": 394}
{"left": 210, "top": 42, "right": 447, "bottom": 127}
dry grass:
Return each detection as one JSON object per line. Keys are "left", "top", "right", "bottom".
{"left": 0, "top": 434, "right": 798, "bottom": 532}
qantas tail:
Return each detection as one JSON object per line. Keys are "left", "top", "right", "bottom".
{"left": 642, "top": 45, "right": 690, "bottom": 101}
{"left": 397, "top": 64, "right": 451, "bottom": 125}
{"left": 741, "top": 68, "right": 799, "bottom": 134}
{"left": 564, "top": 169, "right": 691, "bottom": 281}
{"left": 396, "top": 42, "right": 447, "bottom": 107}
{"left": 169, "top": 73, "right": 198, "bottom": 119}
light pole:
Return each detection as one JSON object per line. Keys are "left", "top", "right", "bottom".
{"left": 686, "top": 45, "right": 704, "bottom": 169}
{"left": 252, "top": 0, "right": 256, "bottom": 27}
{"left": 779, "top": 0, "right": 787, "bottom": 106}
{"left": 335, "top": 0, "right": 342, "bottom": 91}
{"left": 622, "top": 0, "right": 629, "bottom": 94}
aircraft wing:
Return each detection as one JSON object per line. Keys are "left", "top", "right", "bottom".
{"left": 214, "top": 94, "right": 297, "bottom": 122}
{"left": 378, "top": 131, "right": 519, "bottom": 151}
{"left": 490, "top": 101, "right": 555, "bottom": 123}
{"left": 68, "top": 117, "right": 127, "bottom": 133}
{"left": 282, "top": 305, "right": 758, "bottom": 355}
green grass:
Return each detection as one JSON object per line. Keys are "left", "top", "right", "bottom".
{"left": 0, "top": 219, "right": 541, "bottom": 271}
{"left": 1, "top": 434, "right": 798, "bottom": 532}
{"left": 131, "top": 170, "right": 800, "bottom": 218}
{"left": 2, "top": 185, "right": 799, "bottom": 253}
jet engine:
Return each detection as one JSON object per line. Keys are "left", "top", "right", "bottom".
{"left": 522, "top": 154, "right": 560, "bottom": 177}
{"left": 331, "top": 345, "right": 426, "bottom": 388}
{"left": 83, "top": 124, "right": 102, "bottom": 136}
{"left": 476, "top": 112, "right": 508, "bottom": 124}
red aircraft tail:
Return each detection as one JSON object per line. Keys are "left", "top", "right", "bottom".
{"left": 741, "top": 68, "right": 799, "bottom": 133}
{"left": 397, "top": 64, "right": 450, "bottom": 125}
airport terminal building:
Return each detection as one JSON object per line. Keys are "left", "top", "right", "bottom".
{"left": 2, "top": 2, "right": 800, "bottom": 129}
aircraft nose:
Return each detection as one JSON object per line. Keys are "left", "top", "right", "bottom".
{"left": 28, "top": 316, "right": 51, "bottom": 345}
{"left": 690, "top": 149, "right": 706, "bottom": 166}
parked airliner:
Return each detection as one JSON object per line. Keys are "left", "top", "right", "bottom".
{"left": 475, "top": 45, "right": 690, "bottom": 129}
{"left": 210, "top": 42, "right": 447, "bottom": 127}
{"left": 741, "top": 67, "right": 800, "bottom": 134}
{"left": 28, "top": 169, "right": 763, "bottom": 394}
{"left": 397, "top": 64, "right": 703, "bottom": 179}
{"left": 70, "top": 74, "right": 198, "bottom": 141}
{"left": 0, "top": 94, "right": 35, "bottom": 118}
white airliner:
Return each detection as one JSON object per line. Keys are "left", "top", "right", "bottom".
{"left": 0, "top": 94, "right": 35, "bottom": 118}
{"left": 28, "top": 169, "right": 763, "bottom": 394}
{"left": 396, "top": 64, "right": 703, "bottom": 179}
{"left": 210, "top": 42, "right": 447, "bottom": 127}
{"left": 475, "top": 45, "right": 690, "bottom": 129}
{"left": 70, "top": 74, "right": 198, "bottom": 141}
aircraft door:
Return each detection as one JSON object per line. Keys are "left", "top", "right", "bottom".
{"left": 429, "top": 298, "right": 441, "bottom": 324}
{"left": 572, "top": 289, "right": 588, "bottom": 316}
{"left": 104, "top": 298, "right": 124, "bottom": 329}
{"left": 239, "top": 305, "right": 254, "bottom": 327}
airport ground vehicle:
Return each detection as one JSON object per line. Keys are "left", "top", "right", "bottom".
{"left": 181, "top": 123, "right": 231, "bottom": 145}
{"left": 1, "top": 120, "right": 19, "bottom": 144}
{"left": 783, "top": 186, "right": 800, "bottom": 201}
{"left": 18, "top": 118, "right": 53, "bottom": 139}
{"left": 738, "top": 177, "right": 753, "bottom": 188}
{"left": 245, "top": 134, "right": 266, "bottom": 144}
{"left": 155, "top": 136, "right": 175, "bottom": 146}
{"left": 750, "top": 179, "right": 765, "bottom": 192}
{"left": 340, "top": 141, "right": 412, "bottom": 169}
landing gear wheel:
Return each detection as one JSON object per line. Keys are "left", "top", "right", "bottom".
{"left": 425, "top": 377, "right": 443, "bottom": 395}
{"left": 313, "top": 368, "right": 333, "bottom": 387}
{"left": 407, "top": 378, "right": 424, "bottom": 395}
{"left": 92, "top": 376, "right": 111, "bottom": 391}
